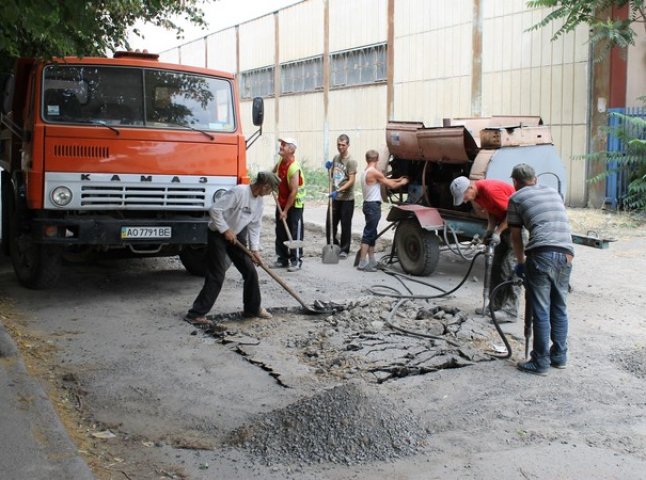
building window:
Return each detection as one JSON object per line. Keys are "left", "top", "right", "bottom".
{"left": 240, "top": 66, "right": 274, "bottom": 99}
{"left": 330, "top": 43, "right": 387, "bottom": 89}
{"left": 280, "top": 56, "right": 323, "bottom": 95}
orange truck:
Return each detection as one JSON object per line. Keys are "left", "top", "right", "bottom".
{"left": 0, "top": 51, "right": 263, "bottom": 288}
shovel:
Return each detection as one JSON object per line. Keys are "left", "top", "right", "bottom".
{"left": 322, "top": 171, "right": 340, "bottom": 264}
{"left": 235, "top": 240, "right": 332, "bottom": 315}
{"left": 273, "top": 192, "right": 304, "bottom": 250}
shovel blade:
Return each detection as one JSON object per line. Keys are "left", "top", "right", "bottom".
{"left": 321, "top": 244, "right": 341, "bottom": 264}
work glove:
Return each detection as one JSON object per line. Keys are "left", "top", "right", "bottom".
{"left": 489, "top": 232, "right": 501, "bottom": 246}
{"left": 514, "top": 263, "right": 525, "bottom": 278}
{"left": 325, "top": 160, "right": 333, "bottom": 170}
{"left": 328, "top": 191, "right": 338, "bottom": 200}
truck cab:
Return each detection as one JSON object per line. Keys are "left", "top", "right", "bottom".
{"left": 1, "top": 52, "right": 263, "bottom": 288}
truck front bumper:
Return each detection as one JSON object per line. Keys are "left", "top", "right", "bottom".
{"left": 29, "top": 216, "right": 210, "bottom": 246}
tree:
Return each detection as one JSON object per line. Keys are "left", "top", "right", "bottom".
{"left": 527, "top": 0, "right": 646, "bottom": 55}
{"left": 0, "top": 0, "right": 211, "bottom": 73}
{"left": 528, "top": 1, "right": 646, "bottom": 210}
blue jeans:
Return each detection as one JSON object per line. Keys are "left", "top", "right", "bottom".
{"left": 526, "top": 251, "right": 572, "bottom": 369}
{"left": 361, "top": 201, "right": 381, "bottom": 246}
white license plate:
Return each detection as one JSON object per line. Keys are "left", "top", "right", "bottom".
{"left": 120, "top": 226, "right": 172, "bottom": 239}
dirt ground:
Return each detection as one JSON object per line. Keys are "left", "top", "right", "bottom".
{"left": 1, "top": 206, "right": 646, "bottom": 480}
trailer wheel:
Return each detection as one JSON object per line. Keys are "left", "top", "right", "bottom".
{"left": 9, "top": 220, "right": 62, "bottom": 289}
{"left": 394, "top": 219, "right": 440, "bottom": 276}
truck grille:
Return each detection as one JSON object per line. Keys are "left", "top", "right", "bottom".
{"left": 80, "top": 185, "right": 207, "bottom": 207}
{"left": 44, "top": 172, "right": 235, "bottom": 210}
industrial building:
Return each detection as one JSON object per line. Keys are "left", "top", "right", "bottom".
{"left": 159, "top": 0, "right": 646, "bottom": 207}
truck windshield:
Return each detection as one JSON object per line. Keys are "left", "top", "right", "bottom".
{"left": 42, "top": 65, "right": 236, "bottom": 132}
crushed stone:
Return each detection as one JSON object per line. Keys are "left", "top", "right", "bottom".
{"left": 228, "top": 383, "right": 429, "bottom": 466}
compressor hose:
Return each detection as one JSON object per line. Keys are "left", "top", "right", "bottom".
{"left": 366, "top": 251, "right": 518, "bottom": 359}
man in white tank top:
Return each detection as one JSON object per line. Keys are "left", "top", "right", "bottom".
{"left": 357, "top": 149, "right": 409, "bottom": 271}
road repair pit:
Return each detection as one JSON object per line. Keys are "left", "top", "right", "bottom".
{"left": 227, "top": 382, "right": 429, "bottom": 466}
{"left": 200, "top": 297, "right": 517, "bottom": 385}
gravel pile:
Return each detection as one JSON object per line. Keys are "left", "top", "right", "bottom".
{"left": 229, "top": 383, "right": 428, "bottom": 465}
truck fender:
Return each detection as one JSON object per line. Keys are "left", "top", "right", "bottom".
{"left": 386, "top": 204, "right": 444, "bottom": 231}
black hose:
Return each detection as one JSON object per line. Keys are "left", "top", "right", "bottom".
{"left": 487, "top": 279, "right": 523, "bottom": 359}
{"left": 367, "top": 250, "right": 484, "bottom": 299}
{"left": 365, "top": 250, "right": 518, "bottom": 359}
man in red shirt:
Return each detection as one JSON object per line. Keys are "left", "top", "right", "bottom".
{"left": 450, "top": 176, "right": 520, "bottom": 321}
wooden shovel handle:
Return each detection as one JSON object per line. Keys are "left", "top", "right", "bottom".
{"left": 234, "top": 239, "right": 311, "bottom": 311}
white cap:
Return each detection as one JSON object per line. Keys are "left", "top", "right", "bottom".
{"left": 279, "top": 137, "right": 298, "bottom": 149}
{"left": 450, "top": 176, "right": 471, "bottom": 206}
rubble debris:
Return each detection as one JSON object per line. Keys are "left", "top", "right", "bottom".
{"left": 228, "top": 383, "right": 428, "bottom": 465}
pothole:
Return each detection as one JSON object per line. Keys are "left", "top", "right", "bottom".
{"left": 200, "top": 297, "right": 512, "bottom": 385}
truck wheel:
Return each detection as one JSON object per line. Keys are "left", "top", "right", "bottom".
{"left": 179, "top": 246, "right": 207, "bottom": 276}
{"left": 394, "top": 219, "right": 440, "bottom": 276}
{"left": 9, "top": 223, "right": 62, "bottom": 289}
{"left": 1, "top": 171, "right": 11, "bottom": 256}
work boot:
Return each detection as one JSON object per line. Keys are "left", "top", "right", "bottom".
{"left": 517, "top": 360, "right": 548, "bottom": 376}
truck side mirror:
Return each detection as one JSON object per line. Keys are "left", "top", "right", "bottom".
{"left": 252, "top": 97, "right": 264, "bottom": 127}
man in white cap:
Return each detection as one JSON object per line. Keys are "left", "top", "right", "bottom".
{"left": 272, "top": 138, "right": 305, "bottom": 271}
{"left": 450, "top": 175, "right": 519, "bottom": 321}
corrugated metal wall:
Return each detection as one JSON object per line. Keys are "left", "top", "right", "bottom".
{"left": 161, "top": 0, "right": 599, "bottom": 206}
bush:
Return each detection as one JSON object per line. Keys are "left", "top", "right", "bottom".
{"left": 588, "top": 98, "right": 646, "bottom": 211}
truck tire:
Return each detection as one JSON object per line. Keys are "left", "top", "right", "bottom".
{"left": 1, "top": 171, "right": 11, "bottom": 256}
{"left": 9, "top": 220, "right": 62, "bottom": 289}
{"left": 179, "top": 246, "right": 207, "bottom": 276}
{"left": 394, "top": 219, "right": 440, "bottom": 276}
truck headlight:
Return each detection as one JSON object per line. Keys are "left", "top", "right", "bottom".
{"left": 51, "top": 186, "right": 73, "bottom": 207}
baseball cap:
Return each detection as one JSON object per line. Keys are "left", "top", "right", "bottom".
{"left": 511, "top": 163, "right": 536, "bottom": 182}
{"left": 279, "top": 137, "right": 298, "bottom": 149}
{"left": 450, "top": 176, "right": 471, "bottom": 206}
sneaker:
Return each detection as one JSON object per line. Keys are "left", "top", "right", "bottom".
{"left": 517, "top": 360, "right": 548, "bottom": 376}
{"left": 550, "top": 362, "right": 567, "bottom": 369}
{"left": 361, "top": 265, "right": 377, "bottom": 272}
{"left": 287, "top": 263, "right": 301, "bottom": 272}
{"left": 339, "top": 251, "right": 348, "bottom": 259}
{"left": 368, "top": 259, "right": 379, "bottom": 269}
{"left": 270, "top": 260, "right": 288, "bottom": 269}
